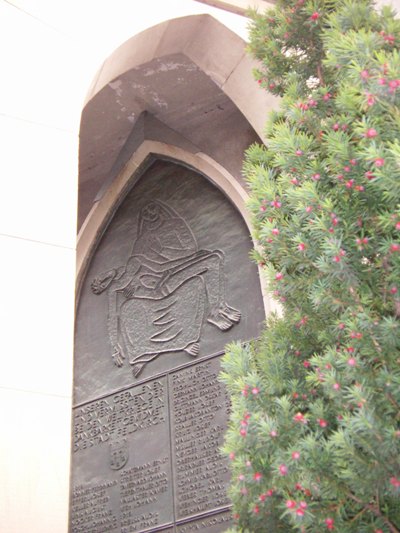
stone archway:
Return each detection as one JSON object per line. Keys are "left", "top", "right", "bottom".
{"left": 77, "top": 14, "right": 278, "bottom": 232}
{"left": 71, "top": 14, "right": 277, "bottom": 533}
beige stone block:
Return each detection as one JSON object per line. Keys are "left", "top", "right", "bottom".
{"left": 195, "top": 0, "right": 274, "bottom": 16}
{"left": 185, "top": 14, "right": 247, "bottom": 86}
{"left": 0, "top": 236, "right": 75, "bottom": 397}
{"left": 223, "top": 51, "right": 279, "bottom": 140}
{"left": 91, "top": 22, "right": 167, "bottom": 99}
{"left": 153, "top": 15, "right": 204, "bottom": 58}
{"left": 0, "top": 388, "right": 71, "bottom": 533}
{"left": 0, "top": 114, "right": 78, "bottom": 248}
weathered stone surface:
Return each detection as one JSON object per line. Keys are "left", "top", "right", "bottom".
{"left": 71, "top": 160, "right": 264, "bottom": 532}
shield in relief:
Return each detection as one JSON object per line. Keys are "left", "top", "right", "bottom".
{"left": 109, "top": 439, "right": 129, "bottom": 470}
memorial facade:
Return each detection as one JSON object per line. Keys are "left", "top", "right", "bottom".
{"left": 71, "top": 160, "right": 265, "bottom": 532}
{"left": 70, "top": 12, "right": 278, "bottom": 533}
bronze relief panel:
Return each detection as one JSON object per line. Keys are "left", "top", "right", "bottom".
{"left": 70, "top": 159, "right": 264, "bottom": 532}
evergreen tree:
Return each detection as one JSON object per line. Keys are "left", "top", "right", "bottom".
{"left": 220, "top": 1, "right": 400, "bottom": 531}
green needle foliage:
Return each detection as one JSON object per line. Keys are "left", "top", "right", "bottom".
{"left": 220, "top": 1, "right": 400, "bottom": 531}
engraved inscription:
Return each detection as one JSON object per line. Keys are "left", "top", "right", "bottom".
{"left": 70, "top": 376, "right": 174, "bottom": 532}
{"left": 120, "top": 458, "right": 169, "bottom": 532}
{"left": 176, "top": 511, "right": 232, "bottom": 532}
{"left": 91, "top": 201, "right": 241, "bottom": 377}
{"left": 73, "top": 380, "right": 166, "bottom": 453}
{"left": 171, "top": 359, "right": 231, "bottom": 519}
{"left": 71, "top": 481, "right": 119, "bottom": 533}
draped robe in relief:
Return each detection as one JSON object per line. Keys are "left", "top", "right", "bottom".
{"left": 92, "top": 201, "right": 238, "bottom": 376}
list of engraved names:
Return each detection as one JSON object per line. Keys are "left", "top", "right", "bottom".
{"left": 70, "top": 358, "right": 231, "bottom": 532}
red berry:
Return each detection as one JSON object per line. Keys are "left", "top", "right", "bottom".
{"left": 292, "top": 451, "right": 300, "bottom": 460}
{"left": 298, "top": 242, "right": 306, "bottom": 251}
{"left": 375, "top": 158, "right": 385, "bottom": 167}
{"left": 294, "top": 412, "right": 306, "bottom": 423}
{"left": 254, "top": 472, "right": 262, "bottom": 481}
{"left": 275, "top": 272, "right": 284, "bottom": 280}
{"left": 390, "top": 243, "right": 400, "bottom": 252}
{"left": 279, "top": 464, "right": 288, "bottom": 475}
{"left": 286, "top": 499, "right": 297, "bottom": 508}
{"left": 365, "top": 170, "right": 375, "bottom": 180}
{"left": 365, "top": 128, "right": 378, "bottom": 138}
{"left": 325, "top": 517, "right": 335, "bottom": 530}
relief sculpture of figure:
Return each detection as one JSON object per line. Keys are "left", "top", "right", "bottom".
{"left": 91, "top": 201, "right": 240, "bottom": 377}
